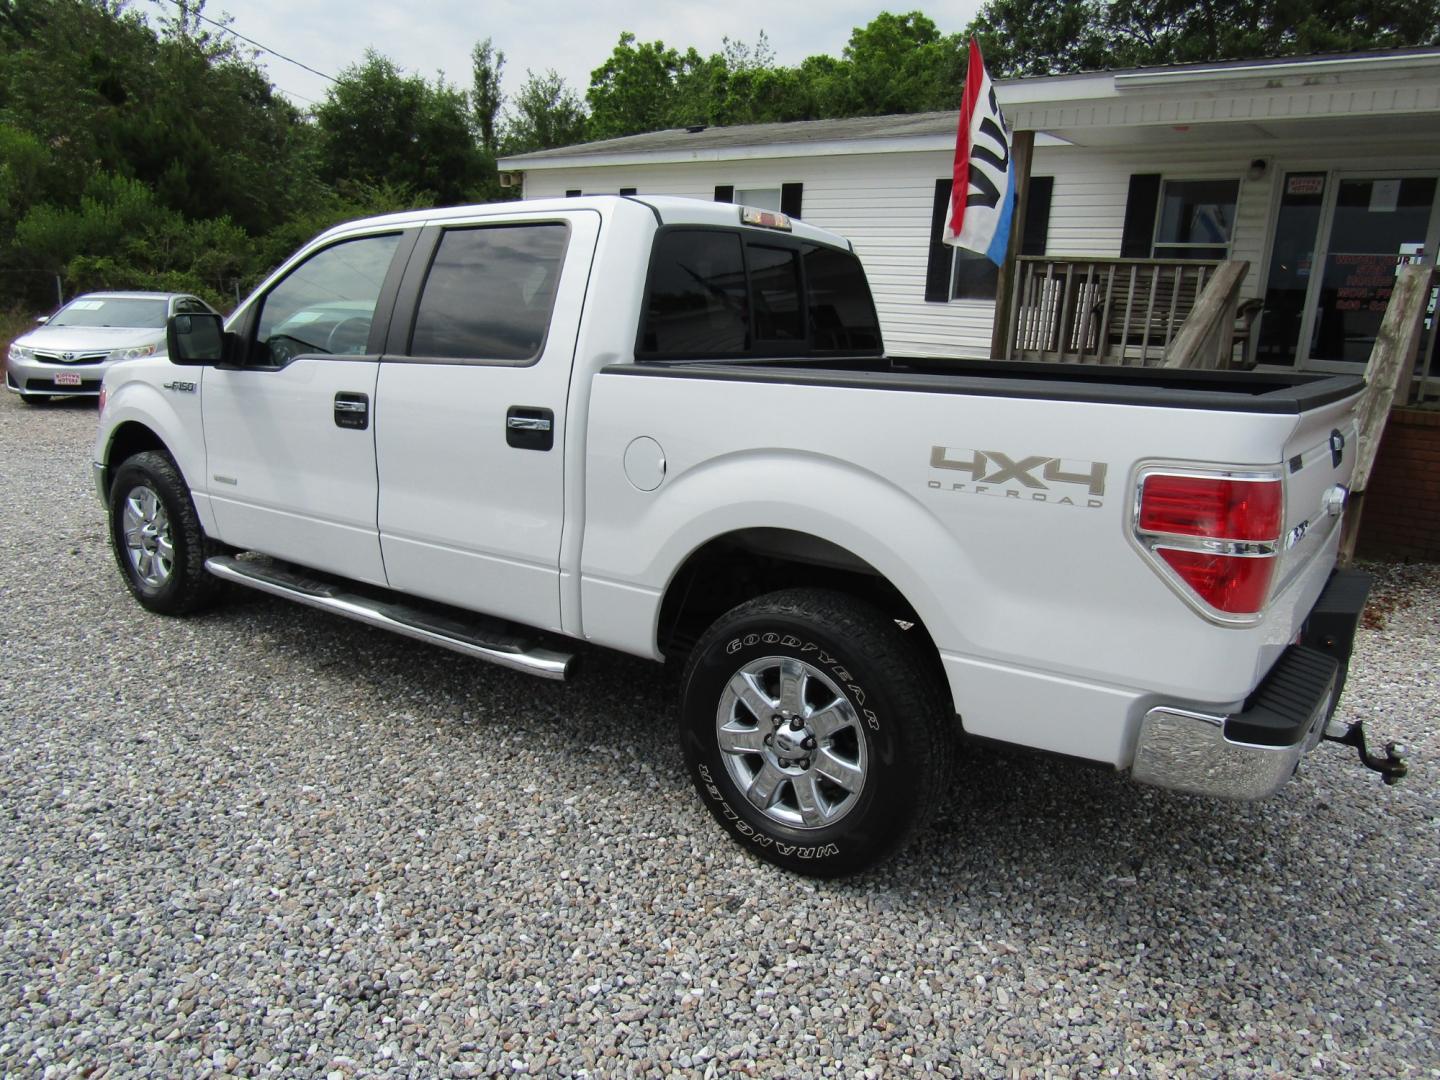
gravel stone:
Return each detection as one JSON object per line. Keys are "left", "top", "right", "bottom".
{"left": 1, "top": 393, "right": 1437, "bottom": 1077}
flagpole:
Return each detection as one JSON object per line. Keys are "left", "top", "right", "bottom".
{"left": 990, "top": 128, "right": 1034, "bottom": 360}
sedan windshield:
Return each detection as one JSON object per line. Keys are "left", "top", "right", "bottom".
{"left": 50, "top": 297, "right": 169, "bottom": 329}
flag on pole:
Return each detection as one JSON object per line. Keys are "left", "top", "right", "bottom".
{"left": 944, "top": 39, "right": 1015, "bottom": 267}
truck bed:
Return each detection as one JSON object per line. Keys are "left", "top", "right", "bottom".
{"left": 612, "top": 356, "right": 1363, "bottom": 414}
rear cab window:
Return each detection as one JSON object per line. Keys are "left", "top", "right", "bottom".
{"left": 638, "top": 227, "right": 881, "bottom": 361}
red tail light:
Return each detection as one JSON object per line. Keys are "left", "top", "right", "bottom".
{"left": 1135, "top": 471, "right": 1283, "bottom": 620}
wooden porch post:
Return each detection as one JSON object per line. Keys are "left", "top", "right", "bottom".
{"left": 990, "top": 129, "right": 1035, "bottom": 360}
{"left": 1337, "top": 264, "right": 1434, "bottom": 565}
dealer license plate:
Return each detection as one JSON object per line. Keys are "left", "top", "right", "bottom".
{"left": 54, "top": 372, "right": 82, "bottom": 386}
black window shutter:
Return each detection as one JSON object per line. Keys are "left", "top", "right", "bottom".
{"left": 1120, "top": 174, "right": 1162, "bottom": 258}
{"left": 780, "top": 183, "right": 803, "bottom": 218}
{"left": 565, "top": 189, "right": 582, "bottom": 198}
{"left": 925, "top": 179, "right": 954, "bottom": 303}
{"left": 1021, "top": 176, "right": 1054, "bottom": 257}
{"left": 714, "top": 185, "right": 734, "bottom": 203}
{"left": 619, "top": 187, "right": 637, "bottom": 196}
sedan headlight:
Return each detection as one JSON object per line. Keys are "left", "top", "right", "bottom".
{"left": 8, "top": 343, "right": 34, "bottom": 362}
{"left": 108, "top": 343, "right": 159, "bottom": 361}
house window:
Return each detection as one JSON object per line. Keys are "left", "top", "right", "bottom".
{"left": 925, "top": 177, "right": 1054, "bottom": 302}
{"left": 715, "top": 184, "right": 804, "bottom": 218}
{"left": 736, "top": 187, "right": 782, "bottom": 211}
{"left": 1153, "top": 179, "right": 1239, "bottom": 260}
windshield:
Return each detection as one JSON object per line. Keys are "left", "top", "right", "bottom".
{"left": 51, "top": 297, "right": 168, "bottom": 329}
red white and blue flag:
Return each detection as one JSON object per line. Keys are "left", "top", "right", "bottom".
{"left": 944, "top": 38, "right": 1015, "bottom": 267}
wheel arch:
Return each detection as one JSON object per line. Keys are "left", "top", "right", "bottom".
{"left": 656, "top": 526, "right": 948, "bottom": 695}
{"left": 101, "top": 420, "right": 172, "bottom": 497}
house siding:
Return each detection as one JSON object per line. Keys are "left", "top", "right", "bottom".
{"left": 520, "top": 135, "right": 1440, "bottom": 360}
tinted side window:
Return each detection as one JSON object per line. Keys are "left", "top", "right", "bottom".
{"left": 641, "top": 231, "right": 748, "bottom": 355}
{"left": 411, "top": 224, "right": 568, "bottom": 361}
{"left": 746, "top": 243, "right": 802, "bottom": 342}
{"left": 174, "top": 297, "right": 210, "bottom": 315}
{"left": 255, "top": 233, "right": 401, "bottom": 364}
{"left": 804, "top": 245, "right": 882, "bottom": 352}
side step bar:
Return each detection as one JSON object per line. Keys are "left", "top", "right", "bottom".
{"left": 205, "top": 555, "right": 575, "bottom": 680}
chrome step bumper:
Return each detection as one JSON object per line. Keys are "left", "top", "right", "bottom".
{"left": 205, "top": 555, "right": 575, "bottom": 680}
{"left": 1132, "top": 569, "right": 1373, "bottom": 801}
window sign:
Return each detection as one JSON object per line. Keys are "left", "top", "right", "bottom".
{"left": 1369, "top": 179, "right": 1401, "bottom": 214}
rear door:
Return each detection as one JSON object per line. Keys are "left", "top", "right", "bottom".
{"left": 375, "top": 210, "right": 599, "bottom": 632}
{"left": 202, "top": 230, "right": 416, "bottom": 586}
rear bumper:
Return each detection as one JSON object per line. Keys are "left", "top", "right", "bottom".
{"left": 1131, "top": 569, "right": 1372, "bottom": 800}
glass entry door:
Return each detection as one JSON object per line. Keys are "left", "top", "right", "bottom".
{"left": 1301, "top": 175, "right": 1439, "bottom": 369}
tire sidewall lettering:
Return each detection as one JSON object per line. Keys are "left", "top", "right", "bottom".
{"left": 695, "top": 763, "right": 840, "bottom": 858}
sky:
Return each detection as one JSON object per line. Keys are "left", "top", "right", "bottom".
{"left": 138, "top": 0, "right": 987, "bottom": 112}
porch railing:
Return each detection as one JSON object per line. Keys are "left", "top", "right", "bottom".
{"left": 1005, "top": 256, "right": 1249, "bottom": 368}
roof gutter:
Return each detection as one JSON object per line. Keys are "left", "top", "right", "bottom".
{"left": 1114, "top": 50, "right": 1440, "bottom": 89}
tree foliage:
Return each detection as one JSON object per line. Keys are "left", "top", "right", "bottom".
{"left": 971, "top": 0, "right": 1440, "bottom": 76}
{"left": 315, "top": 51, "right": 491, "bottom": 207}
{"left": 471, "top": 37, "right": 505, "bottom": 154}
{"left": 2, "top": 1, "right": 1434, "bottom": 314}
{"left": 503, "top": 71, "right": 589, "bottom": 155}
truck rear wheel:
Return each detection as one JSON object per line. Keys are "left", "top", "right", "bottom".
{"left": 680, "top": 588, "right": 948, "bottom": 877}
{"left": 108, "top": 451, "right": 224, "bottom": 615}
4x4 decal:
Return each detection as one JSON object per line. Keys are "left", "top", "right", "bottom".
{"left": 928, "top": 446, "right": 1108, "bottom": 508}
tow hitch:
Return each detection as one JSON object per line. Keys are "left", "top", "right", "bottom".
{"left": 1325, "top": 721, "right": 1409, "bottom": 785}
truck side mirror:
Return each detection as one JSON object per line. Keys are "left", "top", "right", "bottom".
{"left": 167, "top": 312, "right": 227, "bottom": 366}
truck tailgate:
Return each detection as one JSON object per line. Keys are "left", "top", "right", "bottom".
{"left": 1274, "top": 389, "right": 1363, "bottom": 601}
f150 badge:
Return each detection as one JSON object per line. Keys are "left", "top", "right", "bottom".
{"left": 929, "top": 446, "right": 1108, "bottom": 509}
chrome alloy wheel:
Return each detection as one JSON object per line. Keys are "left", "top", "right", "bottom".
{"left": 121, "top": 483, "right": 174, "bottom": 588}
{"left": 716, "top": 656, "right": 868, "bottom": 830}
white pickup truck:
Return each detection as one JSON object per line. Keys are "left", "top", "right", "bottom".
{"left": 93, "top": 195, "right": 1400, "bottom": 876}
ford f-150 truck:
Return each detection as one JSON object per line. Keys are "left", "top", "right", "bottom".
{"left": 93, "top": 195, "right": 1402, "bottom": 876}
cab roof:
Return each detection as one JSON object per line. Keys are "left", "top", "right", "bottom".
{"left": 315, "top": 194, "right": 854, "bottom": 252}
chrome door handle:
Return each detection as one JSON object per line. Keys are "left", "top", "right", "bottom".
{"left": 507, "top": 415, "right": 552, "bottom": 432}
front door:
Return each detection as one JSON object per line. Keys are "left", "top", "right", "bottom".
{"left": 1300, "top": 174, "right": 1440, "bottom": 371}
{"left": 202, "top": 231, "right": 412, "bottom": 586}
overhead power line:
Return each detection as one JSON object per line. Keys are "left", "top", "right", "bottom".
{"left": 152, "top": 2, "right": 339, "bottom": 84}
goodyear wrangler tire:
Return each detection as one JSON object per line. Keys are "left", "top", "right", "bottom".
{"left": 108, "top": 451, "right": 224, "bottom": 616}
{"left": 680, "top": 588, "right": 948, "bottom": 877}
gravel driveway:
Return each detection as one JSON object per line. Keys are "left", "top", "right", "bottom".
{"left": 1, "top": 393, "right": 1437, "bottom": 1078}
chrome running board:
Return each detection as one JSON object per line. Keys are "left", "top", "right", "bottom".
{"left": 205, "top": 555, "right": 575, "bottom": 680}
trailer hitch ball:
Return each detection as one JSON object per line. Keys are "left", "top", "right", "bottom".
{"left": 1326, "top": 721, "right": 1409, "bottom": 785}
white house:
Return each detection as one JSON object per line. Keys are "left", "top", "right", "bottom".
{"left": 499, "top": 47, "right": 1440, "bottom": 393}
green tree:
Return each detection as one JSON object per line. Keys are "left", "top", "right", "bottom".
{"left": 835, "top": 12, "right": 967, "bottom": 115}
{"left": 315, "top": 50, "right": 489, "bottom": 205}
{"left": 971, "top": 0, "right": 1440, "bottom": 76}
{"left": 0, "top": 0, "right": 315, "bottom": 234}
{"left": 13, "top": 172, "right": 257, "bottom": 308}
{"left": 586, "top": 33, "right": 690, "bottom": 140}
{"left": 471, "top": 37, "right": 505, "bottom": 155}
{"left": 970, "top": 0, "right": 1108, "bottom": 76}
{"left": 502, "top": 70, "right": 588, "bottom": 154}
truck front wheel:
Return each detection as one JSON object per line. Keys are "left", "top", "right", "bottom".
{"left": 108, "top": 451, "right": 224, "bottom": 615}
{"left": 680, "top": 589, "right": 948, "bottom": 877}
